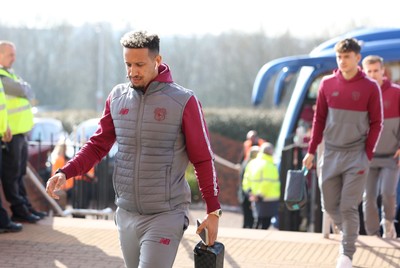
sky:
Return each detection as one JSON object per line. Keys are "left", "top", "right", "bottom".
{"left": 2, "top": 0, "right": 400, "bottom": 38}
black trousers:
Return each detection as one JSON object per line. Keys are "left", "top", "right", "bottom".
{"left": 241, "top": 192, "right": 254, "bottom": 228}
{"left": 0, "top": 142, "right": 12, "bottom": 227}
{"left": 255, "top": 217, "right": 273, "bottom": 230}
{"left": 1, "top": 134, "right": 31, "bottom": 216}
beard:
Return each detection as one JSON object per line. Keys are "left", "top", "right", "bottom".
{"left": 130, "top": 84, "right": 145, "bottom": 92}
{"left": 129, "top": 80, "right": 146, "bottom": 92}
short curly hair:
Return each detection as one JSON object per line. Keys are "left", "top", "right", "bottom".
{"left": 120, "top": 31, "right": 160, "bottom": 55}
{"left": 334, "top": 38, "right": 361, "bottom": 54}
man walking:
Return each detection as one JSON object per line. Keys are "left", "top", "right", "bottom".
{"left": 362, "top": 55, "right": 400, "bottom": 238}
{"left": 303, "top": 38, "right": 383, "bottom": 268}
{"left": 46, "top": 30, "right": 221, "bottom": 268}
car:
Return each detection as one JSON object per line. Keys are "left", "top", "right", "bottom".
{"left": 27, "top": 117, "right": 68, "bottom": 179}
{"left": 66, "top": 118, "right": 117, "bottom": 159}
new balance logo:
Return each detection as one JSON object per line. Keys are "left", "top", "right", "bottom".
{"left": 119, "top": 108, "right": 129, "bottom": 115}
{"left": 159, "top": 238, "right": 170, "bottom": 245}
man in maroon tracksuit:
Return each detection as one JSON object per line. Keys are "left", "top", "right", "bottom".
{"left": 46, "top": 31, "right": 221, "bottom": 268}
{"left": 303, "top": 38, "right": 383, "bottom": 268}
{"left": 362, "top": 55, "right": 400, "bottom": 239}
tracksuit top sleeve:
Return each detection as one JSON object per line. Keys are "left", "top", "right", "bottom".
{"left": 365, "top": 82, "right": 384, "bottom": 159}
{"left": 182, "top": 95, "right": 220, "bottom": 213}
{"left": 61, "top": 96, "right": 117, "bottom": 179}
{"left": 308, "top": 79, "right": 328, "bottom": 155}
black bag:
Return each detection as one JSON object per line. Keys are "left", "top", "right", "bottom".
{"left": 193, "top": 240, "right": 224, "bottom": 268}
{"left": 284, "top": 168, "right": 308, "bottom": 211}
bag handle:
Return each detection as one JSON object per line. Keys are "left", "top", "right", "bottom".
{"left": 302, "top": 166, "right": 309, "bottom": 176}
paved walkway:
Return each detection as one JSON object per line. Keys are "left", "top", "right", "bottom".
{"left": 0, "top": 210, "right": 399, "bottom": 268}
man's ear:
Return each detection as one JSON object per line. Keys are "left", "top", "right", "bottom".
{"left": 356, "top": 53, "right": 362, "bottom": 63}
{"left": 155, "top": 55, "right": 162, "bottom": 68}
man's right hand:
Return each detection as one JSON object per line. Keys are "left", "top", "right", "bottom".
{"left": 302, "top": 153, "right": 315, "bottom": 170}
{"left": 1, "top": 126, "right": 12, "bottom": 142}
{"left": 46, "top": 173, "right": 66, "bottom": 199}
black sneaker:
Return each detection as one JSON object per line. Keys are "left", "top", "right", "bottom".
{"left": 0, "top": 221, "right": 23, "bottom": 233}
{"left": 11, "top": 213, "right": 40, "bottom": 223}
{"left": 29, "top": 209, "right": 47, "bottom": 219}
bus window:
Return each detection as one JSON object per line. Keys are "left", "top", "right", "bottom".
{"left": 307, "top": 72, "right": 332, "bottom": 100}
{"left": 385, "top": 62, "right": 400, "bottom": 84}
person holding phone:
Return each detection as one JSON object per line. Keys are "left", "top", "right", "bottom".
{"left": 196, "top": 219, "right": 209, "bottom": 245}
{"left": 46, "top": 30, "right": 221, "bottom": 268}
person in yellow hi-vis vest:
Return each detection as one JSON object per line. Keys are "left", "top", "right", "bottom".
{"left": 0, "top": 79, "right": 23, "bottom": 233}
{"left": 0, "top": 40, "right": 46, "bottom": 223}
{"left": 243, "top": 142, "right": 281, "bottom": 230}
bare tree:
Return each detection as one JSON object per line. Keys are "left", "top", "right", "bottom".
{"left": 0, "top": 23, "right": 330, "bottom": 110}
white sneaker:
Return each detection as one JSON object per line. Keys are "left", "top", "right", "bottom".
{"left": 336, "top": 254, "right": 352, "bottom": 268}
{"left": 382, "top": 219, "right": 397, "bottom": 239}
{"left": 333, "top": 224, "right": 341, "bottom": 234}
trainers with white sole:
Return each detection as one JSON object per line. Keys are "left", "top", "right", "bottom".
{"left": 336, "top": 254, "right": 352, "bottom": 268}
{"left": 382, "top": 219, "right": 397, "bottom": 239}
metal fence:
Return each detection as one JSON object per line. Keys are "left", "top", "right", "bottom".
{"left": 28, "top": 138, "right": 116, "bottom": 217}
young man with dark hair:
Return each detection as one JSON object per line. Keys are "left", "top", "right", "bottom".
{"left": 46, "top": 30, "right": 221, "bottom": 268}
{"left": 303, "top": 38, "right": 383, "bottom": 268}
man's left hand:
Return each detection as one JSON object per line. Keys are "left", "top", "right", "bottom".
{"left": 394, "top": 149, "right": 400, "bottom": 167}
{"left": 196, "top": 213, "right": 219, "bottom": 246}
